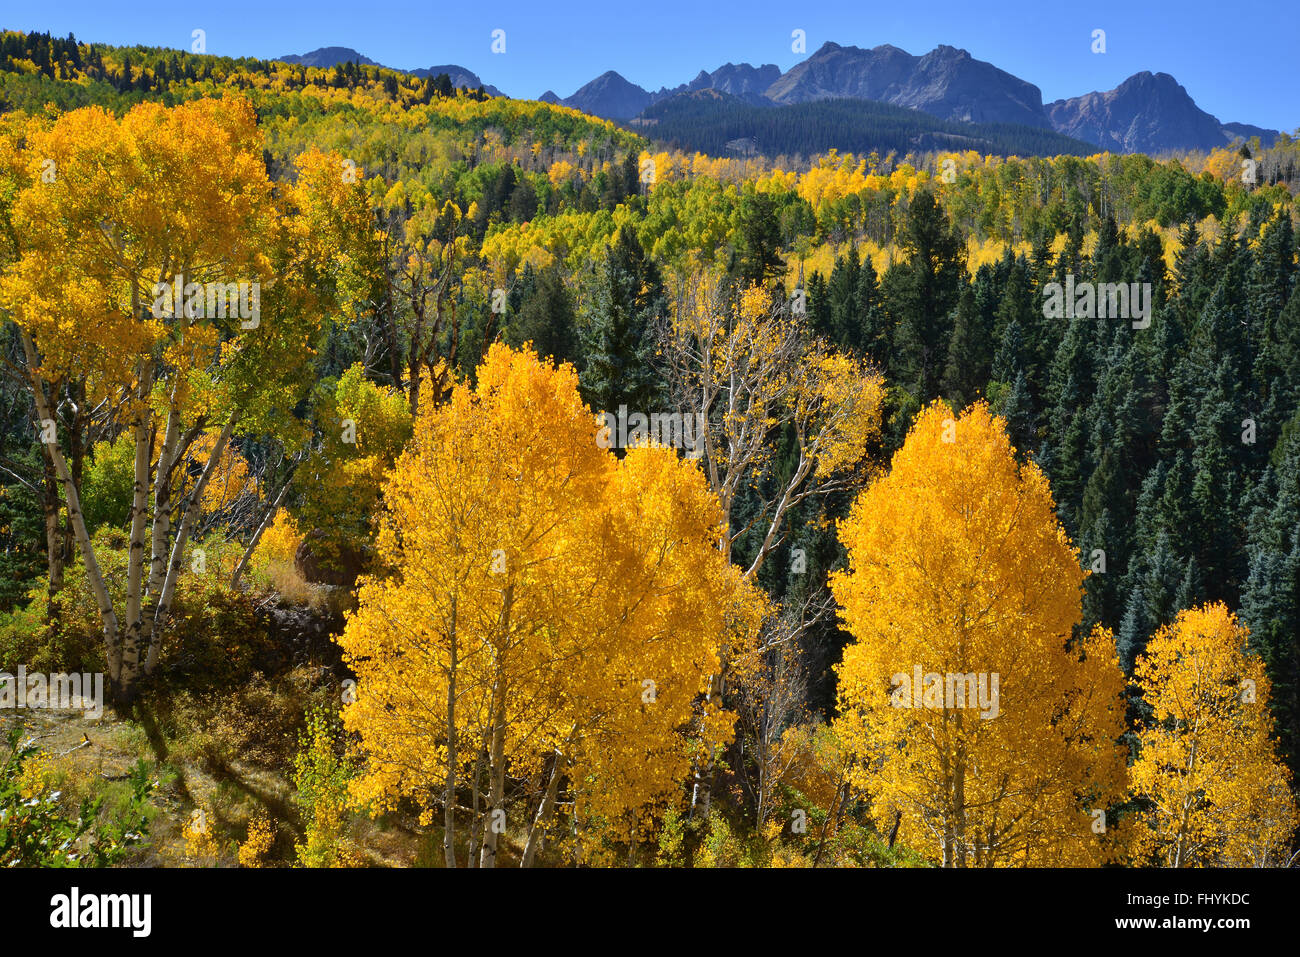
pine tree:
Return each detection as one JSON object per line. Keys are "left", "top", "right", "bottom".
{"left": 1241, "top": 425, "right": 1300, "bottom": 772}
{"left": 1254, "top": 282, "right": 1300, "bottom": 448}
{"left": 993, "top": 368, "right": 1036, "bottom": 457}
{"left": 826, "top": 247, "right": 861, "bottom": 351}
{"left": 855, "top": 255, "right": 890, "bottom": 368}
{"left": 992, "top": 317, "right": 1027, "bottom": 385}
{"left": 805, "top": 270, "right": 829, "bottom": 342}
{"left": 506, "top": 264, "right": 579, "bottom": 368}
{"left": 733, "top": 188, "right": 785, "bottom": 286}
{"left": 883, "top": 191, "right": 965, "bottom": 402}
{"left": 1116, "top": 530, "right": 1185, "bottom": 673}
{"left": 580, "top": 227, "right": 666, "bottom": 417}
{"left": 941, "top": 284, "right": 992, "bottom": 409}
{"left": 1173, "top": 220, "right": 1211, "bottom": 316}
{"left": 1189, "top": 365, "right": 1245, "bottom": 600}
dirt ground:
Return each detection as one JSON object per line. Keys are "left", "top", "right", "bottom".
{"left": 3, "top": 700, "right": 427, "bottom": 867}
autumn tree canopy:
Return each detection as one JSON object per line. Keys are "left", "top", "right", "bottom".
{"left": 0, "top": 95, "right": 372, "bottom": 699}
{"left": 831, "top": 401, "right": 1129, "bottom": 867}
{"left": 339, "top": 343, "right": 765, "bottom": 867}
{"left": 1130, "top": 602, "right": 1299, "bottom": 867}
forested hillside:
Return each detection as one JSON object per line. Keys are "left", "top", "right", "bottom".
{"left": 634, "top": 89, "right": 1097, "bottom": 159}
{"left": 2, "top": 28, "right": 1299, "bottom": 870}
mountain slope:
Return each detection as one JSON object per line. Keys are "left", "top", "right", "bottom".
{"left": 1047, "top": 72, "right": 1222, "bottom": 152}
{"left": 638, "top": 88, "right": 1094, "bottom": 159}
{"left": 765, "top": 42, "right": 1051, "bottom": 129}
{"left": 1222, "top": 122, "right": 1282, "bottom": 148}
{"left": 666, "top": 62, "right": 782, "bottom": 104}
{"left": 276, "top": 47, "right": 501, "bottom": 96}
{"left": 1047, "top": 72, "right": 1280, "bottom": 153}
{"left": 409, "top": 64, "right": 501, "bottom": 96}
{"left": 563, "top": 70, "right": 652, "bottom": 120}
{"left": 276, "top": 46, "right": 383, "bottom": 68}
{"left": 562, "top": 62, "right": 783, "bottom": 119}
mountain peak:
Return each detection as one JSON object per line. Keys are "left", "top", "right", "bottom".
{"left": 766, "top": 40, "right": 1049, "bottom": 128}
{"left": 482, "top": 38, "right": 1281, "bottom": 154}
{"left": 276, "top": 46, "right": 380, "bottom": 68}
{"left": 1117, "top": 70, "right": 1177, "bottom": 89}
{"left": 1047, "top": 72, "right": 1228, "bottom": 152}
{"left": 564, "top": 70, "right": 652, "bottom": 119}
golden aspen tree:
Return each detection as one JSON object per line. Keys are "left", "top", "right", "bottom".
{"left": 288, "top": 363, "right": 412, "bottom": 577}
{"left": 0, "top": 97, "right": 372, "bottom": 700}
{"left": 339, "top": 344, "right": 763, "bottom": 867}
{"left": 831, "top": 401, "right": 1129, "bottom": 867}
{"left": 661, "top": 277, "right": 885, "bottom": 579}
{"left": 533, "top": 443, "right": 764, "bottom": 862}
{"left": 1130, "top": 603, "right": 1299, "bottom": 867}
{"left": 659, "top": 273, "right": 886, "bottom": 815}
{"left": 0, "top": 111, "right": 76, "bottom": 592}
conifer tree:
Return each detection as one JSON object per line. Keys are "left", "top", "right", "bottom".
{"left": 580, "top": 226, "right": 666, "bottom": 417}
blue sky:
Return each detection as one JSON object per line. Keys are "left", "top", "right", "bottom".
{"left": 11, "top": 0, "right": 1297, "bottom": 131}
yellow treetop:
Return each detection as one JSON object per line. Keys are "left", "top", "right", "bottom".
{"left": 1131, "top": 602, "right": 1298, "bottom": 867}
{"left": 339, "top": 343, "right": 765, "bottom": 862}
{"left": 832, "top": 401, "right": 1129, "bottom": 866}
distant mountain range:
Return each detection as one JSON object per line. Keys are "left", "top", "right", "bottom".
{"left": 764, "top": 43, "right": 1050, "bottom": 128}
{"left": 1044, "top": 71, "right": 1280, "bottom": 155}
{"left": 276, "top": 42, "right": 1284, "bottom": 156}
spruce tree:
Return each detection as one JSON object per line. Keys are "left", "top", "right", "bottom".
{"left": 579, "top": 227, "right": 666, "bottom": 417}
{"left": 506, "top": 264, "right": 579, "bottom": 368}
{"left": 883, "top": 191, "right": 965, "bottom": 402}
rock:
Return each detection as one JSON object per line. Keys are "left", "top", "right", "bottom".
{"left": 294, "top": 529, "right": 366, "bottom": 588}
{"left": 1045, "top": 72, "right": 1278, "bottom": 154}
{"left": 763, "top": 42, "right": 1052, "bottom": 129}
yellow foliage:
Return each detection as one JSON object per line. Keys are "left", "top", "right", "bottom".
{"left": 182, "top": 807, "right": 219, "bottom": 862}
{"left": 1130, "top": 603, "right": 1299, "bottom": 867}
{"left": 238, "top": 814, "right": 275, "bottom": 868}
{"left": 547, "top": 159, "right": 579, "bottom": 188}
{"left": 16, "top": 749, "right": 51, "bottom": 800}
{"left": 0, "top": 96, "right": 277, "bottom": 410}
{"left": 832, "top": 401, "right": 1129, "bottom": 867}
{"left": 339, "top": 343, "right": 765, "bottom": 854}
{"left": 256, "top": 509, "right": 302, "bottom": 567}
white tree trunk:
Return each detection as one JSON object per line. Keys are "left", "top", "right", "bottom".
{"left": 144, "top": 414, "right": 237, "bottom": 675}
{"left": 20, "top": 331, "right": 120, "bottom": 684}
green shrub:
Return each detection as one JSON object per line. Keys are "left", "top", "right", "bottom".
{"left": 293, "top": 706, "right": 356, "bottom": 867}
{"left": 0, "top": 593, "right": 102, "bottom": 674}
{"left": 79, "top": 435, "right": 135, "bottom": 533}
{"left": 0, "top": 728, "right": 153, "bottom": 867}
{"left": 0, "top": 526, "right": 277, "bottom": 688}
